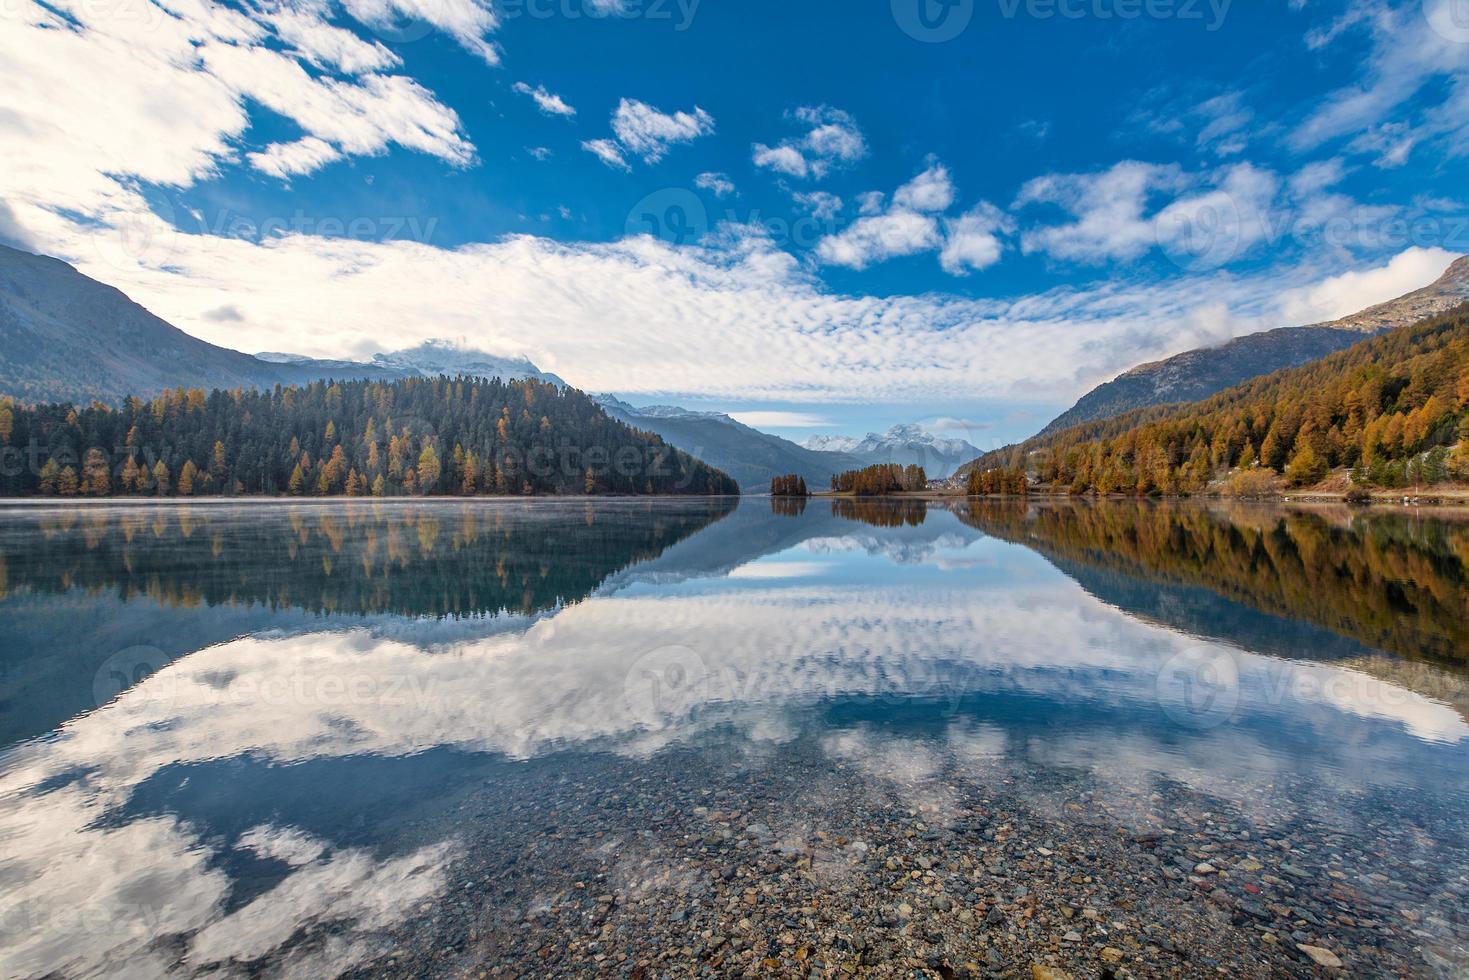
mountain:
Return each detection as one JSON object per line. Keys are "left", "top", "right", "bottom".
{"left": 362, "top": 340, "right": 566, "bottom": 387}
{"left": 969, "top": 302, "right": 1469, "bottom": 495}
{"left": 258, "top": 340, "right": 566, "bottom": 389}
{"left": 803, "top": 424, "right": 981, "bottom": 478}
{"left": 1036, "top": 255, "right": 1469, "bottom": 437}
{"left": 596, "top": 396, "right": 863, "bottom": 492}
{"left": 0, "top": 244, "right": 310, "bottom": 403}
{"left": 0, "top": 245, "right": 564, "bottom": 403}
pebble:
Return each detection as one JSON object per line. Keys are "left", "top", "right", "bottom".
{"left": 1296, "top": 944, "right": 1344, "bottom": 968}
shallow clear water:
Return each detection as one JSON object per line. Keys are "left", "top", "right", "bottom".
{"left": 1, "top": 498, "right": 1467, "bottom": 977}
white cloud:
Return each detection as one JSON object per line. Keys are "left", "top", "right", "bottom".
{"left": 341, "top": 0, "right": 501, "bottom": 64}
{"left": 695, "top": 172, "right": 737, "bottom": 197}
{"left": 608, "top": 98, "right": 714, "bottom": 163}
{"left": 527, "top": 146, "right": 553, "bottom": 161}
{"left": 1193, "top": 92, "right": 1254, "bottom": 155}
{"left": 1016, "top": 160, "right": 1282, "bottom": 268}
{"left": 753, "top": 143, "right": 810, "bottom": 178}
{"left": 729, "top": 411, "right": 835, "bottom": 428}
{"left": 512, "top": 81, "right": 576, "bottom": 117}
{"left": 752, "top": 105, "right": 867, "bottom": 180}
{"left": 0, "top": 0, "right": 476, "bottom": 215}
{"left": 793, "top": 191, "right": 843, "bottom": 221}
{"left": 1289, "top": 158, "right": 1347, "bottom": 197}
{"left": 795, "top": 105, "right": 867, "bottom": 164}
{"left": 581, "top": 138, "right": 631, "bottom": 171}
{"left": 940, "top": 203, "right": 1012, "bottom": 275}
{"left": 815, "top": 210, "right": 943, "bottom": 270}
{"left": 264, "top": 6, "right": 400, "bottom": 74}
{"left": 892, "top": 162, "right": 956, "bottom": 213}
{"left": 1152, "top": 162, "right": 1280, "bottom": 265}
{"left": 1016, "top": 161, "right": 1186, "bottom": 263}
{"left": 17, "top": 191, "right": 1463, "bottom": 411}
{"left": 1291, "top": 0, "right": 1469, "bottom": 164}
{"left": 248, "top": 137, "right": 344, "bottom": 179}
{"left": 1276, "top": 246, "right": 1461, "bottom": 325}
{"left": 816, "top": 161, "right": 1008, "bottom": 275}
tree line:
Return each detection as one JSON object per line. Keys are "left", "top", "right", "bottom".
{"left": 968, "top": 305, "right": 1469, "bottom": 496}
{"left": 830, "top": 463, "right": 927, "bottom": 496}
{"left": 0, "top": 376, "right": 740, "bottom": 498}
{"left": 770, "top": 474, "right": 810, "bottom": 497}
{"left": 966, "top": 467, "right": 1028, "bottom": 496}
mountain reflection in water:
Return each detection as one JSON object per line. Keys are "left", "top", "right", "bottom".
{"left": 1, "top": 498, "right": 1467, "bottom": 978}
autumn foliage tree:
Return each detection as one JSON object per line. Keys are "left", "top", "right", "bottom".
{"left": 966, "top": 305, "right": 1469, "bottom": 496}
{"left": 0, "top": 376, "right": 739, "bottom": 498}
{"left": 770, "top": 474, "right": 809, "bottom": 497}
{"left": 833, "top": 464, "right": 926, "bottom": 495}
{"left": 967, "top": 467, "right": 1028, "bottom": 496}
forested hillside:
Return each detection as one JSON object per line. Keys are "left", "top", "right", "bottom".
{"left": 1033, "top": 254, "right": 1469, "bottom": 437}
{"left": 971, "top": 305, "right": 1469, "bottom": 495}
{"left": 0, "top": 376, "right": 739, "bottom": 497}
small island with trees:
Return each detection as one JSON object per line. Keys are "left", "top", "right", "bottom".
{"left": 830, "top": 463, "right": 928, "bottom": 496}
{"left": 770, "top": 474, "right": 809, "bottom": 497}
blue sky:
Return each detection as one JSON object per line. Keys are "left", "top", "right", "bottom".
{"left": 2, "top": 0, "right": 1468, "bottom": 446}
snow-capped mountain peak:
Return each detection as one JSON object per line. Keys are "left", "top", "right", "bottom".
{"left": 802, "top": 424, "right": 981, "bottom": 478}
{"left": 369, "top": 340, "right": 564, "bottom": 385}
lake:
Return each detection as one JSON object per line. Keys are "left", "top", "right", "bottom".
{"left": 1, "top": 498, "right": 1467, "bottom": 977}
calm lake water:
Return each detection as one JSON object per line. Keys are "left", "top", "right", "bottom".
{"left": 2, "top": 498, "right": 1468, "bottom": 978}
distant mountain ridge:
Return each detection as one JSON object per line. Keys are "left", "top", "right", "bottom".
{"left": 596, "top": 396, "right": 863, "bottom": 491}
{"left": 804, "top": 424, "right": 981, "bottom": 478}
{"left": 1036, "top": 255, "right": 1469, "bottom": 437}
{"left": 0, "top": 245, "right": 560, "bottom": 403}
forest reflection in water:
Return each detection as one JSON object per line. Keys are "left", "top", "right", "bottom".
{"left": 955, "top": 498, "right": 1469, "bottom": 671}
